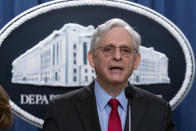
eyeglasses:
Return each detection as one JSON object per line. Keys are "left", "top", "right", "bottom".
{"left": 96, "top": 45, "right": 136, "bottom": 57}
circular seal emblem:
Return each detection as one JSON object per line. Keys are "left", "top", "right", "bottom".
{"left": 0, "top": 0, "right": 195, "bottom": 128}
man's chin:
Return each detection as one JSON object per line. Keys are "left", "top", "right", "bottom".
{"left": 108, "top": 78, "right": 127, "bottom": 84}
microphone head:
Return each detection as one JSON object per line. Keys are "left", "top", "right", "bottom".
{"left": 125, "top": 84, "right": 135, "bottom": 99}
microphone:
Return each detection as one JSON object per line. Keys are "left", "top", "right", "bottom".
{"left": 125, "top": 85, "right": 132, "bottom": 99}
{"left": 125, "top": 83, "right": 135, "bottom": 99}
{"left": 125, "top": 84, "right": 134, "bottom": 131}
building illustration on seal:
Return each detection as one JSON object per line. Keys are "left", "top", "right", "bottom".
{"left": 11, "top": 23, "right": 170, "bottom": 87}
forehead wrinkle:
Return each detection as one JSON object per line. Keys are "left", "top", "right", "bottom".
{"left": 96, "top": 27, "right": 135, "bottom": 52}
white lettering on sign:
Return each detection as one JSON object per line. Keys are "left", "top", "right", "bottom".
{"left": 49, "top": 95, "right": 57, "bottom": 100}
{"left": 20, "top": 94, "right": 59, "bottom": 105}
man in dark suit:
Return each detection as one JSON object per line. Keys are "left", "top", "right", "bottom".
{"left": 43, "top": 18, "right": 176, "bottom": 131}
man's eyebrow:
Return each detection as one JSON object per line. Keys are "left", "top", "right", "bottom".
{"left": 120, "top": 45, "right": 131, "bottom": 48}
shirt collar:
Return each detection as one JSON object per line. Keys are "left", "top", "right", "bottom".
{"left": 94, "top": 79, "right": 128, "bottom": 112}
{"left": 116, "top": 88, "right": 128, "bottom": 112}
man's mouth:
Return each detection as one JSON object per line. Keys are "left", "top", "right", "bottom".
{"left": 109, "top": 66, "right": 123, "bottom": 71}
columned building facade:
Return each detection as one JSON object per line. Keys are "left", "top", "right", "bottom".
{"left": 12, "top": 23, "right": 170, "bottom": 87}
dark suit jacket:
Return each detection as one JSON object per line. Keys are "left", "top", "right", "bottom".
{"left": 43, "top": 82, "right": 176, "bottom": 131}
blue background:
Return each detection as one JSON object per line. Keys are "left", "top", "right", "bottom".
{"left": 0, "top": 0, "right": 195, "bottom": 131}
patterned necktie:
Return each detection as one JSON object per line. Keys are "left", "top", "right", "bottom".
{"left": 108, "top": 99, "right": 122, "bottom": 131}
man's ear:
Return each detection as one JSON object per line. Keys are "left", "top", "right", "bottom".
{"left": 134, "top": 52, "right": 141, "bottom": 70}
{"left": 88, "top": 51, "right": 95, "bottom": 68}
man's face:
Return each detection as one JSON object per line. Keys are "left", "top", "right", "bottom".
{"left": 88, "top": 26, "right": 141, "bottom": 85}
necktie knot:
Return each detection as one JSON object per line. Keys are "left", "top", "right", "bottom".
{"left": 109, "top": 99, "right": 119, "bottom": 109}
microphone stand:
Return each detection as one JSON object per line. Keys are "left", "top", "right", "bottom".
{"left": 128, "top": 94, "right": 131, "bottom": 131}
{"left": 125, "top": 84, "right": 133, "bottom": 131}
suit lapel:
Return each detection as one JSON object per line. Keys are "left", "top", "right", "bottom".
{"left": 131, "top": 95, "right": 146, "bottom": 131}
{"left": 125, "top": 86, "right": 147, "bottom": 131}
{"left": 75, "top": 83, "right": 101, "bottom": 131}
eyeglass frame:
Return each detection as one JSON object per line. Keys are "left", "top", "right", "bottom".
{"left": 94, "top": 45, "right": 138, "bottom": 57}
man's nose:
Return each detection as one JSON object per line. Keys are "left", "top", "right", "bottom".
{"left": 113, "top": 48, "right": 122, "bottom": 60}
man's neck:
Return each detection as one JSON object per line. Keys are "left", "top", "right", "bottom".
{"left": 97, "top": 79, "right": 128, "bottom": 97}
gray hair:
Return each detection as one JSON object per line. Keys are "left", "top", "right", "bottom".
{"left": 90, "top": 18, "right": 141, "bottom": 53}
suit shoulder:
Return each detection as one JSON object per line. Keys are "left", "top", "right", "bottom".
{"left": 49, "top": 86, "right": 92, "bottom": 106}
{"left": 133, "top": 86, "right": 168, "bottom": 105}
